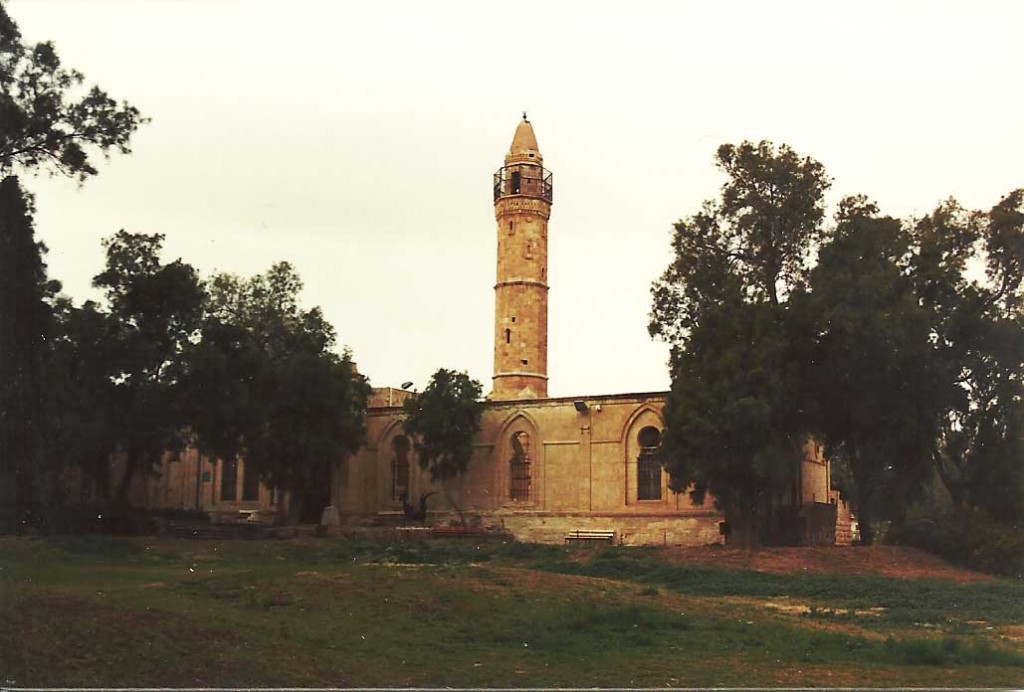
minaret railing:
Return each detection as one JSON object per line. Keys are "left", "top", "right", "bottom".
{"left": 493, "top": 166, "right": 553, "bottom": 203}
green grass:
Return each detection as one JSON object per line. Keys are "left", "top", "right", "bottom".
{"left": 2, "top": 536, "right": 1022, "bottom": 687}
{"left": 549, "top": 547, "right": 1024, "bottom": 628}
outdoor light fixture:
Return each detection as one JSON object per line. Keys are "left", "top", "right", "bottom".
{"left": 573, "top": 400, "right": 589, "bottom": 413}
{"left": 401, "top": 381, "right": 414, "bottom": 390}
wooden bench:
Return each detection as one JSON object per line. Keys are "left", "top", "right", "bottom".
{"left": 564, "top": 529, "right": 615, "bottom": 545}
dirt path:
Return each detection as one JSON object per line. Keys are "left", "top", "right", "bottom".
{"left": 661, "top": 544, "right": 999, "bottom": 583}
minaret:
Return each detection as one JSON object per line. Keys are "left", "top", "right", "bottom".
{"left": 491, "top": 114, "right": 553, "bottom": 400}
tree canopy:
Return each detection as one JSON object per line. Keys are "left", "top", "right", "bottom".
{"left": 0, "top": 4, "right": 146, "bottom": 182}
{"left": 0, "top": 176, "right": 54, "bottom": 526}
{"left": 402, "top": 369, "right": 484, "bottom": 484}
{"left": 651, "top": 141, "right": 829, "bottom": 547}
{"left": 92, "top": 231, "right": 204, "bottom": 503}
{"left": 183, "top": 263, "right": 369, "bottom": 523}
{"left": 653, "top": 138, "right": 1024, "bottom": 545}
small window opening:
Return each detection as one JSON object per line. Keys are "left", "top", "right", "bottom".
{"left": 505, "top": 328, "right": 511, "bottom": 344}
{"left": 528, "top": 153, "right": 535, "bottom": 158}
{"left": 511, "top": 171, "right": 521, "bottom": 194}
{"left": 509, "top": 221, "right": 514, "bottom": 233}
{"left": 511, "top": 316, "right": 516, "bottom": 323}
{"left": 521, "top": 359, "right": 528, "bottom": 365}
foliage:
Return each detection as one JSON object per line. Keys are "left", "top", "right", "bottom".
{"left": 0, "top": 3, "right": 146, "bottom": 182}
{"left": 92, "top": 231, "right": 204, "bottom": 502}
{"left": 917, "top": 192, "right": 1024, "bottom": 525}
{"left": 650, "top": 140, "right": 831, "bottom": 347}
{"left": 402, "top": 368, "right": 484, "bottom": 483}
{"left": 45, "top": 299, "right": 119, "bottom": 503}
{"left": 0, "top": 175, "right": 58, "bottom": 527}
{"left": 890, "top": 509, "right": 1024, "bottom": 579}
{"left": 651, "top": 141, "right": 830, "bottom": 546}
{"left": 653, "top": 137, "right": 1023, "bottom": 545}
{"left": 660, "top": 301, "right": 804, "bottom": 544}
{"left": 796, "top": 197, "right": 947, "bottom": 542}
{"left": 184, "top": 263, "right": 369, "bottom": 522}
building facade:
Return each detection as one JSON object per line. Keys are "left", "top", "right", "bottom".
{"left": 114, "top": 117, "right": 849, "bottom": 544}
{"left": 332, "top": 117, "right": 851, "bottom": 545}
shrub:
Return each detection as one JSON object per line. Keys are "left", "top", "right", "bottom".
{"left": 890, "top": 509, "right": 1024, "bottom": 579}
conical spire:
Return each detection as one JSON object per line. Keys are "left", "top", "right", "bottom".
{"left": 506, "top": 113, "right": 542, "bottom": 164}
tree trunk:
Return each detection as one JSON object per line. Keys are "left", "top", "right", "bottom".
{"left": 855, "top": 484, "right": 875, "bottom": 546}
{"left": 286, "top": 488, "right": 304, "bottom": 526}
{"left": 441, "top": 483, "right": 466, "bottom": 527}
{"left": 889, "top": 474, "right": 910, "bottom": 535}
{"left": 114, "top": 450, "right": 139, "bottom": 506}
{"left": 726, "top": 509, "right": 760, "bottom": 550}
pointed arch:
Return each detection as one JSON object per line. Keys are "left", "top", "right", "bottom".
{"left": 496, "top": 410, "right": 542, "bottom": 505}
{"left": 376, "top": 416, "right": 408, "bottom": 450}
{"left": 619, "top": 403, "right": 664, "bottom": 446}
{"left": 376, "top": 416, "right": 416, "bottom": 506}
{"left": 496, "top": 409, "right": 542, "bottom": 442}
{"left": 621, "top": 402, "right": 667, "bottom": 506}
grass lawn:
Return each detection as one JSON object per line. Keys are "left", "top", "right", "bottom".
{"left": 2, "top": 535, "right": 1022, "bottom": 688}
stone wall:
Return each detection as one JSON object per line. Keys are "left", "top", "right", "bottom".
{"left": 340, "top": 392, "right": 726, "bottom": 545}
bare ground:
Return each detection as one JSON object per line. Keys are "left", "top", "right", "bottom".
{"left": 661, "top": 544, "right": 1000, "bottom": 583}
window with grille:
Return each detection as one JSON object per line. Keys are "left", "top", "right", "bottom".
{"left": 510, "top": 431, "right": 532, "bottom": 501}
{"left": 637, "top": 427, "right": 662, "bottom": 501}
{"left": 391, "top": 435, "right": 411, "bottom": 501}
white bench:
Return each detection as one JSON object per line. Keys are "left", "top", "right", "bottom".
{"left": 565, "top": 529, "right": 615, "bottom": 545}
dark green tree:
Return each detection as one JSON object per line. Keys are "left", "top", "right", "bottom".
{"left": 189, "top": 263, "right": 369, "bottom": 523}
{"left": 47, "top": 298, "right": 119, "bottom": 504}
{"left": 797, "top": 197, "right": 947, "bottom": 543}
{"left": 93, "top": 231, "right": 204, "bottom": 504}
{"left": 0, "top": 176, "right": 59, "bottom": 527}
{"left": 650, "top": 141, "right": 830, "bottom": 547}
{"left": 402, "top": 368, "right": 484, "bottom": 525}
{"left": 660, "top": 301, "right": 804, "bottom": 547}
{"left": 0, "top": 3, "right": 146, "bottom": 182}
{"left": 0, "top": 3, "right": 145, "bottom": 529}
{"left": 918, "top": 192, "right": 1024, "bottom": 525}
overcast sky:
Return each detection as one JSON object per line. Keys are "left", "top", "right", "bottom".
{"left": 9, "top": 0, "right": 1024, "bottom": 397}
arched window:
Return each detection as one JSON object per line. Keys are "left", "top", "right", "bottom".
{"left": 391, "top": 435, "right": 411, "bottom": 501}
{"left": 510, "top": 431, "right": 532, "bottom": 501}
{"left": 637, "top": 427, "right": 662, "bottom": 501}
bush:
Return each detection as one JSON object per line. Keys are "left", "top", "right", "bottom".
{"left": 890, "top": 509, "right": 1024, "bottom": 579}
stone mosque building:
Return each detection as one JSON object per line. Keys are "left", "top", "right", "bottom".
{"left": 138, "top": 117, "right": 850, "bottom": 545}
{"left": 326, "top": 117, "right": 851, "bottom": 546}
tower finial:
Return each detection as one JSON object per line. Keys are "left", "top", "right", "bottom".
{"left": 522, "top": 111, "right": 528, "bottom": 122}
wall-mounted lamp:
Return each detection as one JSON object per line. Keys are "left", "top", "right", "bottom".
{"left": 573, "top": 400, "right": 589, "bottom": 413}
{"left": 400, "top": 381, "right": 414, "bottom": 390}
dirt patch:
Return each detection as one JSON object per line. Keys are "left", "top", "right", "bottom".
{"left": 662, "top": 545, "right": 999, "bottom": 583}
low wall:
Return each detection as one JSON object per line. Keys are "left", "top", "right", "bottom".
{"left": 344, "top": 509, "right": 723, "bottom": 547}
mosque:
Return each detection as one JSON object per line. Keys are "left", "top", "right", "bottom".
{"left": 323, "top": 117, "right": 853, "bottom": 545}
{"left": 137, "top": 117, "right": 851, "bottom": 544}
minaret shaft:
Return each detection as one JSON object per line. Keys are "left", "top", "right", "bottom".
{"left": 492, "top": 118, "right": 552, "bottom": 400}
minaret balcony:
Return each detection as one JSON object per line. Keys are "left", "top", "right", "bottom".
{"left": 493, "top": 165, "right": 553, "bottom": 203}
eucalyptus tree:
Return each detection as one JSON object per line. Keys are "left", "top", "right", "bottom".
{"left": 650, "top": 141, "right": 830, "bottom": 546}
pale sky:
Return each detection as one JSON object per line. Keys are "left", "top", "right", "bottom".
{"left": 9, "top": 0, "right": 1024, "bottom": 397}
